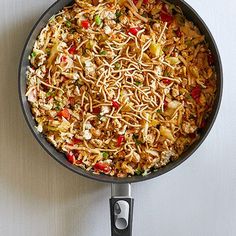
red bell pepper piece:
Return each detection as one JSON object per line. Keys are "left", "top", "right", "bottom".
{"left": 112, "top": 100, "right": 120, "bottom": 109}
{"left": 72, "top": 138, "right": 82, "bottom": 145}
{"left": 69, "top": 45, "right": 76, "bottom": 54}
{"left": 160, "top": 12, "right": 173, "bottom": 24}
{"left": 117, "top": 135, "right": 125, "bottom": 147}
{"left": 58, "top": 108, "right": 71, "bottom": 120}
{"left": 81, "top": 19, "right": 90, "bottom": 29}
{"left": 94, "top": 162, "right": 112, "bottom": 173}
{"left": 191, "top": 86, "right": 201, "bottom": 102}
{"left": 162, "top": 79, "right": 171, "bottom": 85}
{"left": 61, "top": 56, "right": 67, "bottom": 62}
{"left": 66, "top": 152, "right": 75, "bottom": 164}
{"left": 75, "top": 159, "right": 82, "bottom": 165}
{"left": 128, "top": 27, "right": 141, "bottom": 36}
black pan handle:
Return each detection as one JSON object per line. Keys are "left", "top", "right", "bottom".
{"left": 110, "top": 184, "right": 134, "bottom": 236}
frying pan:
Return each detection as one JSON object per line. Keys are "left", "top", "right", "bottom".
{"left": 18, "top": 0, "right": 223, "bottom": 235}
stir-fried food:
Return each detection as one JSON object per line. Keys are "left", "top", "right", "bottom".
{"left": 26, "top": 0, "right": 217, "bottom": 177}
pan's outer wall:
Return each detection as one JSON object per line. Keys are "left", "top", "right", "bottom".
{"left": 19, "top": 0, "right": 223, "bottom": 184}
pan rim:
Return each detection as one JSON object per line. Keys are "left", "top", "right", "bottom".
{"left": 18, "top": 0, "right": 223, "bottom": 184}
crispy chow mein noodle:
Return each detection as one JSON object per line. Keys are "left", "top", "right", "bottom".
{"left": 26, "top": 0, "right": 217, "bottom": 177}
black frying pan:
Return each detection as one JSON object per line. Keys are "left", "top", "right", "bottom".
{"left": 18, "top": 0, "right": 223, "bottom": 235}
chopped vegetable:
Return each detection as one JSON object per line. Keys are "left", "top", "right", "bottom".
{"left": 160, "top": 12, "right": 173, "bottom": 24}
{"left": 160, "top": 126, "right": 175, "bottom": 141}
{"left": 85, "top": 40, "right": 94, "bottom": 49}
{"left": 75, "top": 159, "right": 82, "bottom": 165}
{"left": 117, "top": 135, "right": 125, "bottom": 147}
{"left": 95, "top": 15, "right": 102, "bottom": 26}
{"left": 45, "top": 48, "right": 51, "bottom": 55}
{"left": 128, "top": 27, "right": 141, "bottom": 36}
{"left": 70, "top": 28, "right": 76, "bottom": 34}
{"left": 191, "top": 86, "right": 201, "bottom": 102}
{"left": 133, "top": 134, "right": 142, "bottom": 145}
{"left": 46, "top": 91, "right": 52, "bottom": 97}
{"left": 186, "top": 94, "right": 192, "bottom": 99}
{"left": 81, "top": 19, "right": 90, "bottom": 29}
{"left": 112, "top": 100, "right": 120, "bottom": 109}
{"left": 72, "top": 138, "right": 82, "bottom": 144}
{"left": 115, "top": 11, "right": 121, "bottom": 18}
{"left": 69, "top": 45, "right": 76, "bottom": 54}
{"left": 55, "top": 106, "right": 61, "bottom": 111}
{"left": 31, "top": 52, "right": 36, "bottom": 58}
{"left": 115, "top": 63, "right": 121, "bottom": 69}
{"left": 115, "top": 11, "right": 122, "bottom": 22}
{"left": 94, "top": 162, "right": 111, "bottom": 173}
{"left": 102, "top": 151, "right": 109, "bottom": 159}
{"left": 57, "top": 108, "right": 71, "bottom": 120}
{"left": 66, "top": 152, "right": 75, "bottom": 164}
{"left": 66, "top": 20, "right": 72, "bottom": 27}
{"left": 166, "top": 57, "right": 180, "bottom": 65}
{"left": 150, "top": 120, "right": 160, "bottom": 127}
{"left": 162, "top": 79, "right": 171, "bottom": 85}
{"left": 61, "top": 56, "right": 67, "bottom": 62}
{"left": 100, "top": 50, "right": 107, "bottom": 55}
{"left": 135, "top": 168, "right": 143, "bottom": 175}
{"left": 150, "top": 43, "right": 162, "bottom": 57}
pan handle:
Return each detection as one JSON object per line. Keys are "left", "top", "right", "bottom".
{"left": 110, "top": 184, "right": 134, "bottom": 236}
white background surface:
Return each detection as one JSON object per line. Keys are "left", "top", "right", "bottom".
{"left": 0, "top": 0, "right": 235, "bottom": 235}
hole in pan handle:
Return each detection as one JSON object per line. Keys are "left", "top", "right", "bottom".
{"left": 110, "top": 184, "right": 134, "bottom": 236}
